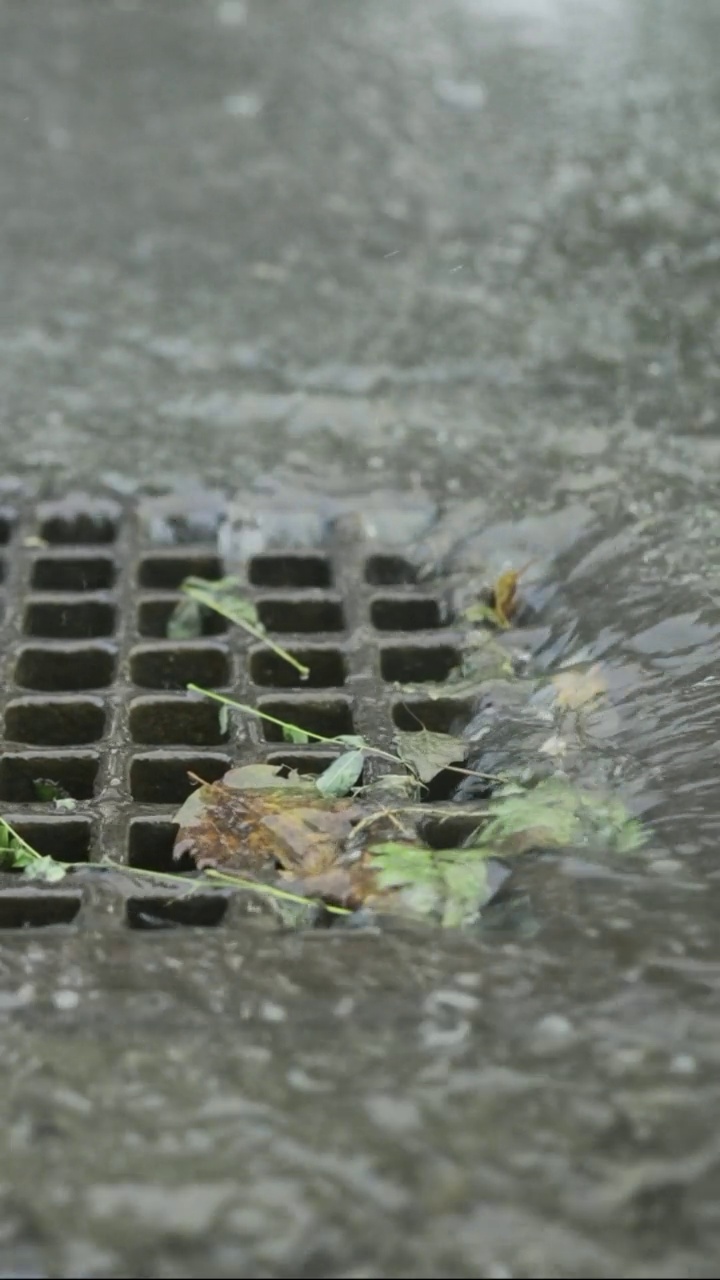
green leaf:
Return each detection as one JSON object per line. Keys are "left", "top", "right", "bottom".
{"left": 0, "top": 817, "right": 67, "bottom": 880}
{"left": 0, "top": 821, "right": 28, "bottom": 857}
{"left": 182, "top": 576, "right": 264, "bottom": 630}
{"left": 437, "top": 855, "right": 490, "bottom": 928}
{"left": 478, "top": 779, "right": 648, "bottom": 855}
{"left": 0, "top": 841, "right": 25, "bottom": 870}
{"left": 367, "top": 841, "right": 495, "bottom": 928}
{"left": 166, "top": 596, "right": 204, "bottom": 640}
{"left": 282, "top": 724, "right": 310, "bottom": 744}
{"left": 23, "top": 856, "right": 67, "bottom": 883}
{"left": 33, "top": 778, "right": 70, "bottom": 802}
{"left": 335, "top": 734, "right": 369, "bottom": 750}
{"left": 182, "top": 578, "right": 309, "bottom": 677}
{"left": 315, "top": 750, "right": 364, "bottom": 799}
{"left": 394, "top": 729, "right": 466, "bottom": 783}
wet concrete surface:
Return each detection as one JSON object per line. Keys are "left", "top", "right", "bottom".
{"left": 3, "top": 0, "right": 720, "bottom": 1275}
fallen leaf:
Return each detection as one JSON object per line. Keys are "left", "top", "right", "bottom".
{"left": 172, "top": 766, "right": 361, "bottom": 875}
{"left": 315, "top": 750, "right": 364, "bottom": 798}
{"left": 33, "top": 778, "right": 71, "bottom": 802}
{"left": 478, "top": 778, "right": 647, "bottom": 855}
{"left": 283, "top": 724, "right": 310, "bottom": 744}
{"left": 551, "top": 664, "right": 606, "bottom": 711}
{"left": 167, "top": 597, "right": 204, "bottom": 640}
{"left": 182, "top": 575, "right": 262, "bottom": 630}
{"left": 22, "top": 856, "right": 67, "bottom": 883}
{"left": 222, "top": 764, "right": 307, "bottom": 790}
{"left": 395, "top": 728, "right": 466, "bottom": 783}
{"left": 284, "top": 836, "right": 498, "bottom": 927}
{"left": 366, "top": 841, "right": 495, "bottom": 927}
{"left": 0, "top": 819, "right": 68, "bottom": 881}
{"left": 490, "top": 568, "right": 521, "bottom": 627}
{"left": 465, "top": 561, "right": 533, "bottom": 630}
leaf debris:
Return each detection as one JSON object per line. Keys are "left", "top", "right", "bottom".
{"left": 178, "top": 576, "right": 310, "bottom": 677}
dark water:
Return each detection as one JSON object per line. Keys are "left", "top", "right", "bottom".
{"left": 2, "top": 1, "right": 720, "bottom": 1275}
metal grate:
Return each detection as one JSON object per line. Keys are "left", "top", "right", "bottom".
{"left": 0, "top": 492, "right": 475, "bottom": 928}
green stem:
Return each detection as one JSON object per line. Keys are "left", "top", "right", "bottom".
{"left": 101, "top": 858, "right": 200, "bottom": 892}
{"left": 203, "top": 869, "right": 351, "bottom": 915}
{"left": 184, "top": 584, "right": 310, "bottom": 678}
{"left": 187, "top": 686, "right": 400, "bottom": 764}
{"left": 0, "top": 816, "right": 42, "bottom": 861}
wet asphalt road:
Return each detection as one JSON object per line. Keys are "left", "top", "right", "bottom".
{"left": 3, "top": 2, "right": 720, "bottom": 1277}
{"left": 2, "top": 0, "right": 720, "bottom": 497}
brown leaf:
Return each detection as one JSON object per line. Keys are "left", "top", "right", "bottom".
{"left": 173, "top": 770, "right": 360, "bottom": 874}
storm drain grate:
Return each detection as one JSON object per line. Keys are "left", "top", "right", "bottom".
{"left": 0, "top": 491, "right": 473, "bottom": 928}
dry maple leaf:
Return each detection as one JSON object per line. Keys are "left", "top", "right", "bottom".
{"left": 173, "top": 776, "right": 361, "bottom": 875}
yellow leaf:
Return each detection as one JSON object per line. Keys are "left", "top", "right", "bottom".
{"left": 551, "top": 663, "right": 606, "bottom": 710}
{"left": 491, "top": 568, "right": 520, "bottom": 627}
{"left": 487, "top": 559, "right": 534, "bottom": 628}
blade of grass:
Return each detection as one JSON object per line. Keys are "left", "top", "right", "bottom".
{"left": 183, "top": 582, "right": 310, "bottom": 678}
{"left": 203, "top": 869, "right": 352, "bottom": 914}
{"left": 100, "top": 858, "right": 201, "bottom": 893}
{"left": 0, "top": 816, "right": 43, "bottom": 862}
{"left": 187, "top": 686, "right": 400, "bottom": 764}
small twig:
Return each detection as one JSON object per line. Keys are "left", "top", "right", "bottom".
{"left": 350, "top": 803, "right": 489, "bottom": 837}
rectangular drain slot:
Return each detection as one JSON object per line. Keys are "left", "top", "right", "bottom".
{"left": 31, "top": 555, "right": 116, "bottom": 591}
{"left": 129, "top": 697, "right": 229, "bottom": 746}
{"left": 126, "top": 895, "right": 227, "bottom": 929}
{"left": 0, "top": 755, "right": 99, "bottom": 802}
{"left": 257, "top": 697, "right": 354, "bottom": 741}
{"left": 129, "top": 754, "right": 231, "bottom": 804}
{"left": 15, "top": 645, "right": 116, "bottom": 692}
{"left": 128, "top": 818, "right": 190, "bottom": 873}
{"left": 137, "top": 597, "right": 228, "bottom": 637}
{"left": 380, "top": 644, "right": 460, "bottom": 684}
{"left": 4, "top": 818, "right": 92, "bottom": 862}
{"left": 0, "top": 893, "right": 82, "bottom": 928}
{"left": 24, "top": 600, "right": 116, "bottom": 640}
{"left": 249, "top": 646, "right": 346, "bottom": 688}
{"left": 129, "top": 644, "right": 230, "bottom": 690}
{"left": 248, "top": 554, "right": 331, "bottom": 588}
{"left": 5, "top": 697, "right": 106, "bottom": 746}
